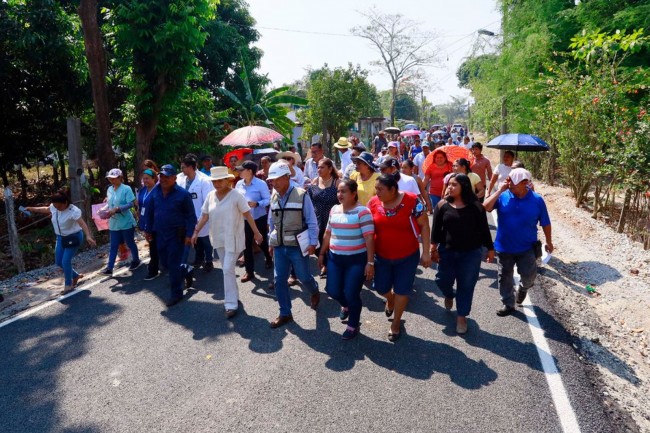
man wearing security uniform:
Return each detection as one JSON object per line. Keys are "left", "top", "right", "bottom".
{"left": 267, "top": 162, "right": 320, "bottom": 328}
{"left": 177, "top": 155, "right": 215, "bottom": 271}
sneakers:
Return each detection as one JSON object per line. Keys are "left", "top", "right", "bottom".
{"left": 128, "top": 260, "right": 142, "bottom": 271}
{"left": 496, "top": 305, "right": 516, "bottom": 317}
{"left": 516, "top": 289, "right": 528, "bottom": 305}
{"left": 101, "top": 268, "right": 113, "bottom": 276}
{"left": 342, "top": 327, "right": 359, "bottom": 340}
{"left": 144, "top": 271, "right": 159, "bottom": 281}
{"left": 185, "top": 269, "right": 194, "bottom": 289}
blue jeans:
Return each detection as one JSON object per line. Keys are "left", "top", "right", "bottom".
{"left": 194, "top": 235, "right": 213, "bottom": 264}
{"left": 107, "top": 227, "right": 140, "bottom": 270}
{"left": 497, "top": 249, "right": 537, "bottom": 307}
{"left": 326, "top": 252, "right": 366, "bottom": 328}
{"left": 429, "top": 194, "right": 442, "bottom": 208}
{"left": 273, "top": 245, "right": 318, "bottom": 317}
{"left": 55, "top": 232, "right": 82, "bottom": 286}
{"left": 435, "top": 246, "right": 482, "bottom": 316}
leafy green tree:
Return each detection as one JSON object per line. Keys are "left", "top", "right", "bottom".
{"left": 112, "top": 0, "right": 217, "bottom": 183}
{"left": 218, "top": 59, "right": 308, "bottom": 139}
{"left": 0, "top": 0, "right": 88, "bottom": 189}
{"left": 301, "top": 64, "right": 382, "bottom": 153}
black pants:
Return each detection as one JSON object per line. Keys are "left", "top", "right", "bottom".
{"left": 148, "top": 232, "right": 159, "bottom": 273}
{"left": 244, "top": 215, "right": 272, "bottom": 274}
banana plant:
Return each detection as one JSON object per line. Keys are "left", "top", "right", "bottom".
{"left": 218, "top": 58, "right": 308, "bottom": 139}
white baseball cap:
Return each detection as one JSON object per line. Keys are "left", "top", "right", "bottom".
{"left": 106, "top": 168, "right": 122, "bottom": 178}
{"left": 509, "top": 168, "right": 532, "bottom": 185}
{"left": 267, "top": 161, "right": 291, "bottom": 180}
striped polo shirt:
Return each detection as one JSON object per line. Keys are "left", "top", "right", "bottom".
{"left": 326, "top": 204, "right": 374, "bottom": 255}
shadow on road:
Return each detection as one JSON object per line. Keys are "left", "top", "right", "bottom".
{"left": 0, "top": 291, "right": 119, "bottom": 433}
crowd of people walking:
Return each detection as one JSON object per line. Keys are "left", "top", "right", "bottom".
{"left": 32, "top": 124, "right": 553, "bottom": 341}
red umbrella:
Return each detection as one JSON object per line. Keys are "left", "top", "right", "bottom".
{"left": 220, "top": 125, "right": 284, "bottom": 147}
{"left": 422, "top": 145, "right": 472, "bottom": 174}
{"left": 400, "top": 129, "right": 421, "bottom": 137}
{"left": 223, "top": 148, "right": 253, "bottom": 168}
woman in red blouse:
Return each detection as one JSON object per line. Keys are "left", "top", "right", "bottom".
{"left": 367, "top": 173, "right": 432, "bottom": 341}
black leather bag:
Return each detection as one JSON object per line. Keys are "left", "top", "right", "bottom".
{"left": 61, "top": 232, "right": 81, "bottom": 248}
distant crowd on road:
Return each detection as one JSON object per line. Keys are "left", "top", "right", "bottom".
{"left": 24, "top": 124, "right": 554, "bottom": 341}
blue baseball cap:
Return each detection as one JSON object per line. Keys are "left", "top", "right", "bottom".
{"left": 159, "top": 164, "right": 177, "bottom": 176}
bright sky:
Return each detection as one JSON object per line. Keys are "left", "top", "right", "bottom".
{"left": 246, "top": 0, "right": 502, "bottom": 106}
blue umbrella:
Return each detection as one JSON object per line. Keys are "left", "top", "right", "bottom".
{"left": 486, "top": 134, "right": 550, "bottom": 152}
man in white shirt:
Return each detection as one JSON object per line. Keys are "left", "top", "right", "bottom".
{"left": 333, "top": 137, "right": 352, "bottom": 172}
{"left": 379, "top": 157, "right": 420, "bottom": 194}
{"left": 277, "top": 151, "right": 304, "bottom": 186}
{"left": 413, "top": 142, "right": 430, "bottom": 180}
{"left": 177, "top": 155, "right": 215, "bottom": 271}
{"left": 302, "top": 142, "right": 324, "bottom": 181}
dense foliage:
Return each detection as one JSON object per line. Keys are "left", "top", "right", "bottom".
{"left": 460, "top": 0, "right": 650, "bottom": 245}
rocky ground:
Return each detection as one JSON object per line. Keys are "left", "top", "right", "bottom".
{"left": 1, "top": 179, "right": 649, "bottom": 431}
{"left": 535, "top": 182, "right": 650, "bottom": 432}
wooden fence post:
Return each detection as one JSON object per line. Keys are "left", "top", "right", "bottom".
{"left": 4, "top": 187, "right": 25, "bottom": 273}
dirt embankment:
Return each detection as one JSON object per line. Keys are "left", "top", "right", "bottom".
{"left": 536, "top": 182, "right": 650, "bottom": 432}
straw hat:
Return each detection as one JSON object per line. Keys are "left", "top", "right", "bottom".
{"left": 209, "top": 166, "right": 235, "bottom": 180}
{"left": 334, "top": 137, "right": 350, "bottom": 149}
{"left": 277, "top": 151, "right": 302, "bottom": 165}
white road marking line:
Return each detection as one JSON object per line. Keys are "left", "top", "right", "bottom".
{"left": 0, "top": 261, "right": 148, "bottom": 329}
{"left": 491, "top": 210, "right": 581, "bottom": 433}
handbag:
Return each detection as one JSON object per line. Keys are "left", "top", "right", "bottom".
{"left": 57, "top": 213, "right": 81, "bottom": 248}
{"left": 61, "top": 233, "right": 81, "bottom": 248}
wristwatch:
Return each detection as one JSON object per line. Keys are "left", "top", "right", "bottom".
{"left": 367, "top": 262, "right": 375, "bottom": 266}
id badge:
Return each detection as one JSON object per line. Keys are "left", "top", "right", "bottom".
{"left": 141, "top": 208, "right": 145, "bottom": 216}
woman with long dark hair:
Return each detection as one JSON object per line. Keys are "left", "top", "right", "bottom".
{"left": 431, "top": 173, "right": 495, "bottom": 334}
{"left": 308, "top": 157, "right": 340, "bottom": 277}
{"left": 25, "top": 190, "right": 96, "bottom": 294}
{"left": 453, "top": 158, "right": 485, "bottom": 200}
{"left": 319, "top": 179, "right": 375, "bottom": 340}
{"left": 368, "top": 172, "right": 431, "bottom": 342}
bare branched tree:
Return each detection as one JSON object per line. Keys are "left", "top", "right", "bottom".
{"left": 352, "top": 10, "right": 439, "bottom": 124}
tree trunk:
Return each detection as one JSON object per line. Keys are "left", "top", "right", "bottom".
{"left": 134, "top": 120, "right": 158, "bottom": 187}
{"left": 78, "top": 0, "right": 114, "bottom": 187}
{"left": 390, "top": 81, "right": 397, "bottom": 125}
{"left": 52, "top": 161, "right": 60, "bottom": 189}
{"left": 58, "top": 151, "right": 67, "bottom": 182}
{"left": 617, "top": 188, "right": 632, "bottom": 233}
{"left": 16, "top": 166, "right": 28, "bottom": 201}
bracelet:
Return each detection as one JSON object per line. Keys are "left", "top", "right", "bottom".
{"left": 367, "top": 262, "right": 375, "bottom": 266}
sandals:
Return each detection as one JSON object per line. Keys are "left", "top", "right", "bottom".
{"left": 60, "top": 286, "right": 74, "bottom": 295}
{"left": 384, "top": 304, "right": 394, "bottom": 317}
{"left": 388, "top": 330, "right": 401, "bottom": 342}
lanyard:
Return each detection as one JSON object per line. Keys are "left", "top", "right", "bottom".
{"left": 141, "top": 187, "right": 153, "bottom": 204}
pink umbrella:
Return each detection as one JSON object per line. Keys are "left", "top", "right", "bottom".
{"left": 220, "top": 125, "right": 284, "bottom": 147}
{"left": 400, "top": 129, "right": 421, "bottom": 137}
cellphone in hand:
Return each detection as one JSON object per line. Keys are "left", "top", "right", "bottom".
{"left": 18, "top": 206, "right": 32, "bottom": 217}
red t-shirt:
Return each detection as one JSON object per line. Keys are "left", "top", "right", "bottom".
{"left": 425, "top": 163, "right": 450, "bottom": 197}
{"left": 367, "top": 192, "right": 424, "bottom": 260}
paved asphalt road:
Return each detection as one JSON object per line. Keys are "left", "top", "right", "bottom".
{"left": 1, "top": 218, "right": 617, "bottom": 433}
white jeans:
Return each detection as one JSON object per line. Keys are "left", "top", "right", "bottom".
{"left": 216, "top": 247, "right": 239, "bottom": 310}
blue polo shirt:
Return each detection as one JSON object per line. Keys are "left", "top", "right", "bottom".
{"left": 144, "top": 184, "right": 196, "bottom": 241}
{"left": 494, "top": 189, "right": 551, "bottom": 254}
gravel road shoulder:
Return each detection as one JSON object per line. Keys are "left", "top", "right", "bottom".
{"left": 535, "top": 182, "right": 650, "bottom": 432}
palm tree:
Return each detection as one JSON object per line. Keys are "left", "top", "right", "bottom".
{"left": 218, "top": 59, "right": 308, "bottom": 139}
